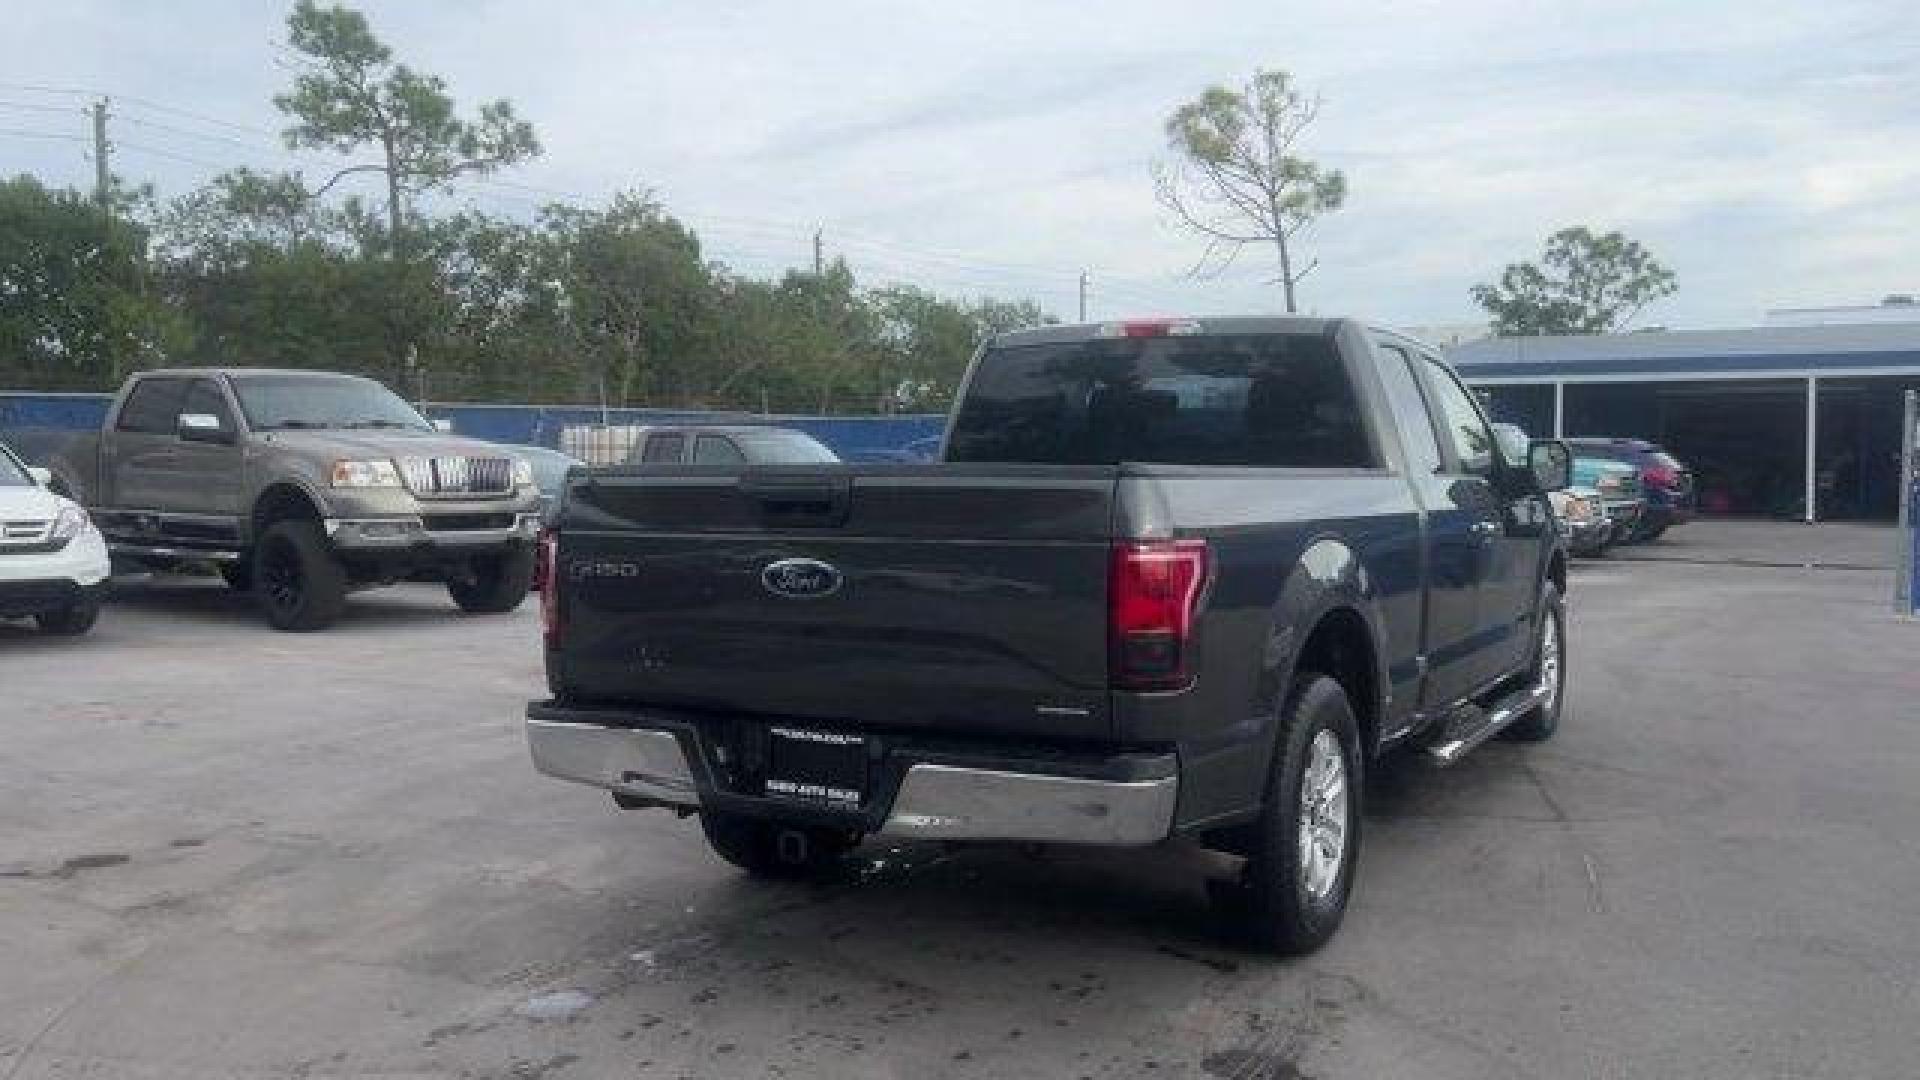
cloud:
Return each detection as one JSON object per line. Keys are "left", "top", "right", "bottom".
{"left": 3, "top": 0, "right": 1915, "bottom": 329}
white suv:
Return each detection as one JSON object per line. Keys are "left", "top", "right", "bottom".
{"left": 0, "top": 440, "right": 110, "bottom": 636}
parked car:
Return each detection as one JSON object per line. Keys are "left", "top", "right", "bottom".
{"left": 526, "top": 317, "right": 1574, "bottom": 955}
{"left": 50, "top": 369, "right": 545, "bottom": 631}
{"left": 499, "top": 444, "right": 585, "bottom": 522}
{"left": 622, "top": 425, "right": 840, "bottom": 466}
{"left": 0, "top": 439, "right": 110, "bottom": 636}
{"left": 1565, "top": 439, "right": 1693, "bottom": 540}
{"left": 1572, "top": 456, "right": 1647, "bottom": 543}
{"left": 1548, "top": 486, "right": 1612, "bottom": 556}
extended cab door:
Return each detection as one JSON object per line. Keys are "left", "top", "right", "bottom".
{"left": 164, "top": 378, "right": 247, "bottom": 544}
{"left": 104, "top": 376, "right": 190, "bottom": 515}
{"left": 1374, "top": 342, "right": 1486, "bottom": 710}
{"left": 1416, "top": 355, "right": 1521, "bottom": 696}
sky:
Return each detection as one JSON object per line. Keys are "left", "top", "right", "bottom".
{"left": 4, "top": 0, "right": 1917, "bottom": 330}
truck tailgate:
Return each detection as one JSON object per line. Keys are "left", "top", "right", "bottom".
{"left": 552, "top": 465, "right": 1119, "bottom": 740}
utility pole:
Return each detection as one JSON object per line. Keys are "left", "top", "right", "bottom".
{"left": 90, "top": 98, "right": 110, "bottom": 208}
{"left": 812, "top": 229, "right": 824, "bottom": 275}
{"left": 1078, "top": 270, "right": 1089, "bottom": 322}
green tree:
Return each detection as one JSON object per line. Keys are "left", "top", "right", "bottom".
{"left": 0, "top": 175, "right": 188, "bottom": 390}
{"left": 276, "top": 1, "right": 540, "bottom": 251}
{"left": 1154, "top": 69, "right": 1347, "bottom": 312}
{"left": 274, "top": 0, "right": 539, "bottom": 383}
{"left": 535, "top": 192, "right": 712, "bottom": 408}
{"left": 1472, "top": 227, "right": 1679, "bottom": 336}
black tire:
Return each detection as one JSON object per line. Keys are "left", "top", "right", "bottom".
{"left": 253, "top": 519, "right": 348, "bottom": 632}
{"left": 447, "top": 548, "right": 536, "bottom": 614}
{"left": 699, "top": 812, "right": 856, "bottom": 880}
{"left": 218, "top": 561, "right": 252, "bottom": 592}
{"left": 1214, "top": 674, "right": 1364, "bottom": 955}
{"left": 36, "top": 600, "right": 100, "bottom": 636}
{"left": 1641, "top": 523, "right": 1669, "bottom": 542}
{"left": 1504, "top": 583, "right": 1567, "bottom": 742}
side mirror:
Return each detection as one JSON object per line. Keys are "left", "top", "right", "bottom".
{"left": 1528, "top": 439, "right": 1573, "bottom": 491}
{"left": 178, "top": 412, "right": 235, "bottom": 445}
{"left": 27, "top": 466, "right": 53, "bottom": 488}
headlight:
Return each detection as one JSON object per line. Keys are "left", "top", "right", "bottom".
{"left": 511, "top": 457, "right": 535, "bottom": 489}
{"left": 49, "top": 503, "right": 95, "bottom": 541}
{"left": 330, "top": 459, "right": 402, "bottom": 488}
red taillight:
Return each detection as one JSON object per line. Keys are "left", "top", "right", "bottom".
{"left": 537, "top": 529, "right": 561, "bottom": 646}
{"left": 1642, "top": 464, "right": 1677, "bottom": 489}
{"left": 1109, "top": 539, "right": 1209, "bottom": 691}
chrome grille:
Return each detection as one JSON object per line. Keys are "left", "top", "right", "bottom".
{"left": 398, "top": 456, "right": 514, "bottom": 497}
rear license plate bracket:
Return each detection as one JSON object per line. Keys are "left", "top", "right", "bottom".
{"left": 764, "top": 726, "right": 866, "bottom": 808}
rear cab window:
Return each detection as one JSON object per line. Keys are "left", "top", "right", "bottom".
{"left": 946, "top": 332, "right": 1377, "bottom": 468}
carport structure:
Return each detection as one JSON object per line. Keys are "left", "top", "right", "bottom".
{"left": 1451, "top": 323, "right": 1920, "bottom": 522}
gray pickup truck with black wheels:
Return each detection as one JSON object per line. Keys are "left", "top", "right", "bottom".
{"left": 527, "top": 318, "right": 1573, "bottom": 953}
{"left": 52, "top": 368, "right": 544, "bottom": 631}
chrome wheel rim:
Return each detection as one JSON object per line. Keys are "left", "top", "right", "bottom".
{"left": 1297, "top": 729, "right": 1349, "bottom": 901}
{"left": 1539, "top": 610, "right": 1563, "bottom": 713}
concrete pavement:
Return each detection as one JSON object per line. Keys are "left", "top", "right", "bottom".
{"left": 3, "top": 554, "right": 1917, "bottom": 1078}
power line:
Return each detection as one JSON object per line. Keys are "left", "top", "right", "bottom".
{"left": 0, "top": 127, "right": 90, "bottom": 143}
{"left": 114, "top": 139, "right": 234, "bottom": 171}
{"left": 0, "top": 99, "right": 83, "bottom": 117}
{"left": 7, "top": 79, "right": 1197, "bottom": 311}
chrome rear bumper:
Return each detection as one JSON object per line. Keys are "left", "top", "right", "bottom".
{"left": 880, "top": 765, "right": 1176, "bottom": 845}
{"left": 526, "top": 720, "right": 700, "bottom": 807}
{"left": 524, "top": 715, "right": 1178, "bottom": 847}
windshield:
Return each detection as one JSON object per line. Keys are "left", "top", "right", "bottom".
{"left": 734, "top": 428, "right": 840, "bottom": 464}
{"left": 0, "top": 444, "right": 30, "bottom": 487}
{"left": 947, "top": 333, "right": 1374, "bottom": 468}
{"left": 231, "top": 375, "right": 433, "bottom": 432}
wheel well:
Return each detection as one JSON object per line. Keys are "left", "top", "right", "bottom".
{"left": 1294, "top": 607, "right": 1380, "bottom": 755}
{"left": 251, "top": 484, "right": 322, "bottom": 540}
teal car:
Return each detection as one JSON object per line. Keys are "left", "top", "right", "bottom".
{"left": 1573, "top": 457, "right": 1646, "bottom": 543}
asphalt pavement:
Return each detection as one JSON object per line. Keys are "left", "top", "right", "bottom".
{"left": 3, "top": 527, "right": 1917, "bottom": 1079}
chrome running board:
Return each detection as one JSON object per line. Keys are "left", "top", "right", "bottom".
{"left": 1424, "top": 681, "right": 1550, "bottom": 765}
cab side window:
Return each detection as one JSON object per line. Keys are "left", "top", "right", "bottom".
{"left": 181, "top": 380, "right": 236, "bottom": 433}
{"left": 641, "top": 432, "right": 687, "bottom": 463}
{"left": 693, "top": 434, "right": 746, "bottom": 465}
{"left": 116, "top": 378, "right": 189, "bottom": 435}
{"left": 1422, "top": 359, "right": 1494, "bottom": 476}
{"left": 1373, "top": 342, "right": 1445, "bottom": 475}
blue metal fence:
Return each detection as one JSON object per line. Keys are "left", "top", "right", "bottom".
{"left": 0, "top": 393, "right": 943, "bottom": 465}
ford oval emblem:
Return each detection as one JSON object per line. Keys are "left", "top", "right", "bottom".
{"left": 761, "top": 557, "right": 843, "bottom": 599}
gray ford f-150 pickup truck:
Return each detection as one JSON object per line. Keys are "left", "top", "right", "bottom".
{"left": 53, "top": 368, "right": 544, "bottom": 631}
{"left": 526, "top": 318, "right": 1573, "bottom": 952}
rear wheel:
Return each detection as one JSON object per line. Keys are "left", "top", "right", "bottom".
{"left": 254, "top": 519, "right": 348, "bottom": 632}
{"left": 1504, "top": 583, "right": 1566, "bottom": 742}
{"left": 35, "top": 599, "right": 100, "bottom": 636}
{"left": 1213, "top": 674, "right": 1363, "bottom": 955}
{"left": 699, "top": 812, "right": 857, "bottom": 879}
{"left": 447, "top": 548, "right": 536, "bottom": 614}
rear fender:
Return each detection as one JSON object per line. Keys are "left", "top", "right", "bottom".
{"left": 1256, "top": 536, "right": 1390, "bottom": 752}
{"left": 1177, "top": 535, "right": 1390, "bottom": 835}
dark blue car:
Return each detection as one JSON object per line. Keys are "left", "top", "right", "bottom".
{"left": 1565, "top": 438, "right": 1694, "bottom": 540}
